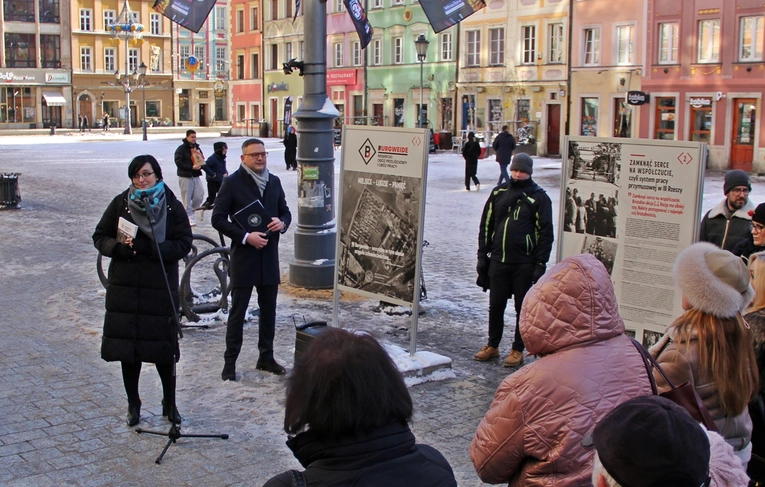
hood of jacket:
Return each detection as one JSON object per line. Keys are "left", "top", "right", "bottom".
{"left": 521, "top": 253, "right": 623, "bottom": 356}
{"left": 706, "top": 197, "right": 755, "bottom": 220}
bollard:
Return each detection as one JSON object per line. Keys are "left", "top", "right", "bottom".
{"left": 50, "top": 125, "right": 56, "bottom": 136}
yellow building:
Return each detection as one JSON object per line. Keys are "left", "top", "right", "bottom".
{"left": 70, "top": 0, "right": 173, "bottom": 129}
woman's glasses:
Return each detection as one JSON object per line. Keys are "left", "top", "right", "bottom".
{"left": 752, "top": 222, "right": 765, "bottom": 233}
{"left": 132, "top": 171, "right": 155, "bottom": 181}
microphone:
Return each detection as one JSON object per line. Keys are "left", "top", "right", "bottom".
{"left": 140, "top": 193, "right": 155, "bottom": 225}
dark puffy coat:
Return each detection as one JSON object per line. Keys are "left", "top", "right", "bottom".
{"left": 699, "top": 198, "right": 755, "bottom": 251}
{"left": 211, "top": 168, "right": 291, "bottom": 287}
{"left": 478, "top": 178, "right": 554, "bottom": 266}
{"left": 203, "top": 152, "right": 227, "bottom": 183}
{"left": 746, "top": 310, "right": 765, "bottom": 480}
{"left": 492, "top": 131, "right": 516, "bottom": 164}
{"left": 174, "top": 138, "right": 204, "bottom": 178}
{"left": 93, "top": 188, "right": 192, "bottom": 364}
{"left": 263, "top": 422, "right": 457, "bottom": 487}
{"left": 462, "top": 139, "right": 481, "bottom": 164}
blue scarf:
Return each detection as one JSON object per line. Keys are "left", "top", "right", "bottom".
{"left": 127, "top": 181, "right": 168, "bottom": 243}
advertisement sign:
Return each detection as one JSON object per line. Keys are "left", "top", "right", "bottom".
{"left": 559, "top": 137, "right": 706, "bottom": 348}
{"left": 626, "top": 91, "right": 649, "bottom": 105}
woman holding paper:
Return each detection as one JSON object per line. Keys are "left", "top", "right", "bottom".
{"left": 93, "top": 155, "right": 192, "bottom": 427}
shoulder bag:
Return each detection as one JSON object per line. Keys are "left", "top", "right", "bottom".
{"left": 289, "top": 469, "right": 306, "bottom": 487}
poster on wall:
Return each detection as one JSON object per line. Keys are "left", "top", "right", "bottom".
{"left": 335, "top": 126, "right": 429, "bottom": 306}
{"left": 558, "top": 136, "right": 706, "bottom": 347}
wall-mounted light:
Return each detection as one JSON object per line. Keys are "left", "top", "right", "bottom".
{"left": 559, "top": 89, "right": 566, "bottom": 97}
{"left": 663, "top": 68, "right": 669, "bottom": 74}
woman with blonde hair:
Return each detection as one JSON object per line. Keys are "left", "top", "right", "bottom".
{"left": 746, "top": 251, "right": 765, "bottom": 482}
{"left": 652, "top": 242, "right": 758, "bottom": 466}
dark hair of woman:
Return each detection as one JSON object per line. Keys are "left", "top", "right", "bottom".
{"left": 284, "top": 328, "right": 413, "bottom": 439}
{"left": 127, "top": 155, "right": 163, "bottom": 181}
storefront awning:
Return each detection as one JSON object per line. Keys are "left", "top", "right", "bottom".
{"left": 42, "top": 91, "right": 66, "bottom": 106}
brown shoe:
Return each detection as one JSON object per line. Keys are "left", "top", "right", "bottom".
{"left": 473, "top": 345, "right": 500, "bottom": 361}
{"left": 503, "top": 350, "right": 524, "bottom": 367}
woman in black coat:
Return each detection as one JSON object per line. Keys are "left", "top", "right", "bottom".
{"left": 93, "top": 155, "right": 192, "bottom": 427}
{"left": 283, "top": 126, "right": 297, "bottom": 170}
{"left": 462, "top": 131, "right": 481, "bottom": 191}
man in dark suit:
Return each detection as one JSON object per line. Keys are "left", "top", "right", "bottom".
{"left": 211, "top": 138, "right": 292, "bottom": 380}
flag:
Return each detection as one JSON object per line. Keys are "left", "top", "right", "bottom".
{"left": 344, "top": 0, "right": 373, "bottom": 49}
{"left": 293, "top": 0, "right": 300, "bottom": 24}
{"left": 152, "top": 0, "right": 215, "bottom": 34}
{"left": 419, "top": 0, "right": 486, "bottom": 33}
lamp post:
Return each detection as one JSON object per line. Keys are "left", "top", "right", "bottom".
{"left": 414, "top": 34, "right": 429, "bottom": 128}
{"left": 138, "top": 62, "right": 148, "bottom": 140}
{"left": 107, "top": 0, "right": 144, "bottom": 135}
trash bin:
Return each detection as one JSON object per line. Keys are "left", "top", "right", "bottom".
{"left": 295, "top": 321, "right": 328, "bottom": 361}
{"left": 0, "top": 173, "right": 22, "bottom": 209}
{"left": 50, "top": 125, "right": 56, "bottom": 136}
{"left": 259, "top": 122, "right": 269, "bottom": 138}
{"left": 479, "top": 140, "right": 488, "bottom": 159}
{"left": 438, "top": 131, "right": 452, "bottom": 150}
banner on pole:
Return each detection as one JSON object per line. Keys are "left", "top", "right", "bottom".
{"left": 152, "top": 0, "right": 215, "bottom": 33}
{"left": 419, "top": 0, "right": 486, "bottom": 33}
{"left": 343, "top": 0, "right": 374, "bottom": 49}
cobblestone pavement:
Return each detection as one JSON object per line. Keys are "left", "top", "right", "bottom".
{"left": 0, "top": 135, "right": 742, "bottom": 486}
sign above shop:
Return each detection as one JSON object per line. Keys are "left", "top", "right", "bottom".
{"left": 689, "top": 97, "right": 711, "bottom": 108}
{"left": 0, "top": 68, "right": 70, "bottom": 85}
{"left": 45, "top": 73, "right": 69, "bottom": 84}
{"left": 626, "top": 91, "right": 650, "bottom": 105}
{"left": 327, "top": 69, "right": 357, "bottom": 86}
{"left": 267, "top": 82, "right": 289, "bottom": 92}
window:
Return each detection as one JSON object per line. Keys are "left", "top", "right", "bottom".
{"left": 39, "top": 0, "right": 60, "bottom": 23}
{"left": 238, "top": 104, "right": 246, "bottom": 122}
{"left": 194, "top": 46, "right": 205, "bottom": 71}
{"left": 393, "top": 37, "right": 402, "bottom": 64}
{"left": 236, "top": 9, "right": 244, "bottom": 32}
{"left": 129, "top": 48, "right": 139, "bottom": 73}
{"left": 334, "top": 43, "right": 344, "bottom": 67}
{"left": 740, "top": 16, "right": 764, "bottom": 62}
{"left": 129, "top": 12, "right": 139, "bottom": 24}
{"left": 271, "top": 44, "right": 278, "bottom": 70}
{"left": 179, "top": 89, "right": 191, "bottom": 121}
{"left": 150, "top": 13, "right": 161, "bottom": 35}
{"left": 335, "top": 0, "right": 343, "bottom": 12}
{"left": 654, "top": 97, "right": 676, "bottom": 140}
{"left": 613, "top": 99, "right": 632, "bottom": 138}
{"left": 616, "top": 25, "right": 635, "bottom": 64}
{"left": 516, "top": 99, "right": 530, "bottom": 121}
{"left": 104, "top": 10, "right": 115, "bottom": 29}
{"left": 300, "top": 41, "right": 305, "bottom": 59}
{"left": 522, "top": 26, "right": 536, "bottom": 64}
{"left": 272, "top": 0, "right": 278, "bottom": 20}
{"left": 353, "top": 41, "right": 361, "bottom": 66}
{"left": 583, "top": 28, "right": 600, "bottom": 65}
{"left": 216, "top": 6, "right": 226, "bottom": 30}
{"left": 658, "top": 22, "right": 679, "bottom": 64}
{"left": 286, "top": 0, "right": 293, "bottom": 19}
{"left": 698, "top": 19, "right": 720, "bottom": 63}
{"left": 372, "top": 0, "right": 382, "bottom": 7}
{"left": 581, "top": 97, "right": 598, "bottom": 136}
{"left": 393, "top": 0, "right": 403, "bottom": 5}
{"left": 441, "top": 32, "right": 452, "bottom": 61}
{"left": 5, "top": 0, "right": 35, "bottom": 22}
{"left": 250, "top": 104, "right": 260, "bottom": 121}
{"left": 286, "top": 42, "right": 293, "bottom": 62}
{"left": 373, "top": 39, "right": 382, "bottom": 65}
{"left": 180, "top": 45, "right": 190, "bottom": 71}
{"left": 250, "top": 7, "right": 258, "bottom": 30}
{"left": 466, "top": 30, "right": 480, "bottom": 66}
{"left": 40, "top": 35, "right": 60, "bottom": 68}
{"left": 689, "top": 98, "right": 712, "bottom": 143}
{"left": 81, "top": 46, "right": 92, "bottom": 71}
{"left": 548, "top": 23, "right": 564, "bottom": 63}
{"left": 145, "top": 101, "right": 160, "bottom": 118}
{"left": 489, "top": 28, "right": 505, "bottom": 65}
{"left": 216, "top": 47, "right": 227, "bottom": 73}
{"left": 251, "top": 52, "right": 259, "bottom": 78}
{"left": 237, "top": 54, "right": 245, "bottom": 79}
{"left": 104, "top": 47, "right": 116, "bottom": 72}
{"left": 80, "top": 8, "right": 93, "bottom": 31}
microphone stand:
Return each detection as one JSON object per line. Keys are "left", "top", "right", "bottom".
{"left": 134, "top": 193, "right": 228, "bottom": 464}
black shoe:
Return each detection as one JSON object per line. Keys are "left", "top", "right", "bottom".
{"left": 127, "top": 402, "right": 141, "bottom": 427}
{"left": 161, "top": 399, "right": 183, "bottom": 425}
{"left": 221, "top": 363, "right": 236, "bottom": 381}
{"left": 256, "top": 360, "right": 286, "bottom": 375}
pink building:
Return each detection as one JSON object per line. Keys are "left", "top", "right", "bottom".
{"left": 326, "top": 3, "right": 366, "bottom": 126}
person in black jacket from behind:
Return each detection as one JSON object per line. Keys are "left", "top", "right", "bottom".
{"left": 283, "top": 125, "right": 297, "bottom": 170}
{"left": 491, "top": 125, "right": 516, "bottom": 186}
{"left": 462, "top": 131, "right": 481, "bottom": 191}
{"left": 200, "top": 141, "right": 228, "bottom": 210}
{"left": 263, "top": 328, "right": 457, "bottom": 487}
{"left": 93, "top": 155, "right": 193, "bottom": 427}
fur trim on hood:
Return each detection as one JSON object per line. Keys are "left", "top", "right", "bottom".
{"left": 673, "top": 242, "right": 754, "bottom": 318}
{"left": 705, "top": 197, "right": 755, "bottom": 220}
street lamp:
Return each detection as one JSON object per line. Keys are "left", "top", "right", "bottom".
{"left": 137, "top": 62, "right": 148, "bottom": 140}
{"left": 107, "top": 0, "right": 144, "bottom": 135}
{"left": 414, "top": 33, "right": 429, "bottom": 128}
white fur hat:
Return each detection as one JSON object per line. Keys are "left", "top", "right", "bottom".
{"left": 673, "top": 242, "right": 754, "bottom": 317}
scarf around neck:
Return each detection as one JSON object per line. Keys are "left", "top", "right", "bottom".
{"left": 241, "top": 163, "right": 269, "bottom": 194}
{"left": 128, "top": 181, "right": 168, "bottom": 243}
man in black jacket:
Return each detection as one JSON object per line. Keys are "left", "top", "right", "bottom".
{"left": 492, "top": 125, "right": 516, "bottom": 186}
{"left": 474, "top": 153, "right": 554, "bottom": 367}
{"left": 174, "top": 129, "right": 205, "bottom": 226}
{"left": 699, "top": 169, "right": 755, "bottom": 251}
{"left": 200, "top": 141, "right": 228, "bottom": 210}
{"left": 212, "top": 138, "right": 292, "bottom": 380}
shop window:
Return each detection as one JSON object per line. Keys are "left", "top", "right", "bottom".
{"left": 146, "top": 101, "right": 160, "bottom": 118}
{"left": 39, "top": 0, "right": 60, "bottom": 23}
{"left": 581, "top": 97, "right": 598, "bottom": 136}
{"left": 654, "top": 96, "right": 676, "bottom": 140}
{"left": 613, "top": 99, "right": 632, "bottom": 138}
{"left": 4, "top": 0, "right": 35, "bottom": 21}
{"left": 5, "top": 34, "right": 37, "bottom": 68}
{"left": 40, "top": 35, "right": 60, "bottom": 68}
{"left": 689, "top": 99, "right": 712, "bottom": 143}
{"left": 179, "top": 89, "right": 191, "bottom": 121}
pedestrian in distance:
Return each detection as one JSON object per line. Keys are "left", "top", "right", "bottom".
{"left": 212, "top": 138, "right": 291, "bottom": 380}
{"left": 83, "top": 115, "right": 90, "bottom": 132}
{"left": 733, "top": 202, "right": 765, "bottom": 265}
{"left": 651, "top": 242, "right": 758, "bottom": 466}
{"left": 200, "top": 141, "right": 228, "bottom": 210}
{"left": 471, "top": 254, "right": 653, "bottom": 486}
{"left": 92, "top": 155, "right": 193, "bottom": 427}
{"left": 492, "top": 125, "right": 516, "bottom": 186}
{"left": 174, "top": 129, "right": 206, "bottom": 227}
{"left": 263, "top": 328, "right": 458, "bottom": 487}
{"left": 283, "top": 125, "right": 297, "bottom": 170}
{"left": 78, "top": 114, "right": 83, "bottom": 132}
{"left": 474, "top": 153, "right": 554, "bottom": 367}
{"left": 103, "top": 112, "right": 110, "bottom": 132}
{"left": 745, "top": 250, "right": 765, "bottom": 483}
{"left": 699, "top": 169, "right": 755, "bottom": 251}
{"left": 462, "top": 131, "right": 481, "bottom": 191}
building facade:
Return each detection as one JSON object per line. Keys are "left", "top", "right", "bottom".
{"left": 327, "top": 0, "right": 366, "bottom": 127}
{"left": 229, "top": 0, "right": 263, "bottom": 136}
{"left": 1, "top": 0, "right": 73, "bottom": 129}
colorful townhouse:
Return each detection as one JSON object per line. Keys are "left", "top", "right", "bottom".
{"left": 326, "top": 0, "right": 366, "bottom": 126}
{"left": 229, "top": 0, "right": 264, "bottom": 136}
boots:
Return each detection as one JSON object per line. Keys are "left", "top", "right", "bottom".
{"left": 126, "top": 402, "right": 141, "bottom": 427}
{"left": 161, "top": 399, "right": 183, "bottom": 425}
{"left": 221, "top": 362, "right": 236, "bottom": 381}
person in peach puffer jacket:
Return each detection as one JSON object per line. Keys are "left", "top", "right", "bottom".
{"left": 470, "top": 253, "right": 653, "bottom": 487}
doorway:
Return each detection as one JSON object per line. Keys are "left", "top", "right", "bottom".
{"left": 373, "top": 103, "right": 383, "bottom": 126}
{"left": 199, "top": 104, "right": 207, "bottom": 127}
{"left": 547, "top": 104, "right": 561, "bottom": 155}
{"left": 79, "top": 95, "right": 92, "bottom": 128}
{"left": 731, "top": 98, "right": 756, "bottom": 171}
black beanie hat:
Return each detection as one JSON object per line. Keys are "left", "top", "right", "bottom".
{"left": 752, "top": 203, "right": 765, "bottom": 226}
{"left": 213, "top": 141, "right": 227, "bottom": 153}
{"left": 724, "top": 169, "right": 751, "bottom": 194}
{"left": 509, "top": 153, "right": 534, "bottom": 175}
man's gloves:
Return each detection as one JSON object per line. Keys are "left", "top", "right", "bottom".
{"left": 532, "top": 263, "right": 547, "bottom": 284}
{"left": 476, "top": 254, "right": 491, "bottom": 292}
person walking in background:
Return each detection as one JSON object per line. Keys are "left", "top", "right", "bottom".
{"left": 733, "top": 202, "right": 765, "bottom": 264}
{"left": 174, "top": 129, "right": 205, "bottom": 227}
{"left": 200, "top": 141, "right": 228, "bottom": 210}
{"left": 263, "top": 328, "right": 457, "bottom": 487}
{"left": 471, "top": 254, "right": 652, "bottom": 486}
{"left": 78, "top": 115, "right": 83, "bottom": 132}
{"left": 745, "top": 251, "right": 765, "bottom": 483}
{"left": 283, "top": 126, "right": 297, "bottom": 171}
{"left": 651, "top": 242, "right": 758, "bottom": 466}
{"left": 462, "top": 131, "right": 481, "bottom": 191}
{"left": 492, "top": 125, "right": 516, "bottom": 186}
{"left": 103, "top": 112, "right": 110, "bottom": 132}
{"left": 699, "top": 169, "right": 755, "bottom": 251}
{"left": 83, "top": 115, "right": 90, "bottom": 132}
{"left": 92, "top": 155, "right": 192, "bottom": 427}
{"left": 474, "top": 153, "right": 554, "bottom": 367}
{"left": 212, "top": 138, "right": 291, "bottom": 381}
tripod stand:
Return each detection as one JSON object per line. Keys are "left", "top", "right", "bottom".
{"left": 133, "top": 191, "right": 228, "bottom": 464}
